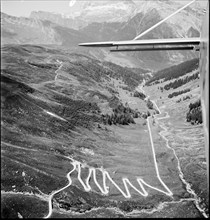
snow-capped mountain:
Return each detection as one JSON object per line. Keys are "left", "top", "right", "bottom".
{"left": 30, "top": 0, "right": 136, "bottom": 29}
{"left": 71, "top": 0, "right": 136, "bottom": 24}
{"left": 30, "top": 0, "right": 205, "bottom": 34}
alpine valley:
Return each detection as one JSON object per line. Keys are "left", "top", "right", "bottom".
{"left": 1, "top": 0, "right": 209, "bottom": 218}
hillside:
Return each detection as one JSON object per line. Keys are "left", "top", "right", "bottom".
{"left": 145, "top": 58, "right": 199, "bottom": 85}
{"left": 0, "top": 12, "right": 94, "bottom": 46}
{"left": 2, "top": 44, "right": 160, "bottom": 218}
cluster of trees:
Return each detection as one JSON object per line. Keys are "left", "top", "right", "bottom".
{"left": 183, "top": 95, "right": 191, "bottom": 101}
{"left": 145, "top": 58, "right": 199, "bottom": 86}
{"left": 163, "top": 72, "right": 199, "bottom": 90}
{"left": 133, "top": 91, "right": 146, "bottom": 100}
{"left": 141, "top": 111, "right": 151, "bottom": 119}
{"left": 155, "top": 109, "right": 160, "bottom": 114}
{"left": 176, "top": 95, "right": 191, "bottom": 103}
{"left": 153, "top": 80, "right": 162, "bottom": 85}
{"left": 101, "top": 103, "right": 138, "bottom": 126}
{"left": 159, "top": 87, "right": 164, "bottom": 92}
{"left": 186, "top": 99, "right": 202, "bottom": 124}
{"left": 101, "top": 112, "right": 135, "bottom": 125}
{"left": 168, "top": 88, "right": 190, "bottom": 98}
{"left": 120, "top": 85, "right": 133, "bottom": 92}
{"left": 101, "top": 102, "right": 153, "bottom": 126}
{"left": 189, "top": 99, "right": 201, "bottom": 111}
{"left": 146, "top": 99, "right": 154, "bottom": 109}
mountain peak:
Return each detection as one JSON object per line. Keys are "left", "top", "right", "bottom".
{"left": 65, "top": 0, "right": 136, "bottom": 23}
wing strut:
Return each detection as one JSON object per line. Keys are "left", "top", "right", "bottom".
{"left": 78, "top": 0, "right": 199, "bottom": 51}
{"left": 133, "top": 0, "right": 196, "bottom": 40}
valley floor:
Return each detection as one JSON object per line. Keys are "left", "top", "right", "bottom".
{"left": 2, "top": 84, "right": 208, "bottom": 218}
{"left": 49, "top": 84, "right": 208, "bottom": 218}
{"left": 1, "top": 45, "right": 208, "bottom": 218}
{"left": 143, "top": 81, "right": 209, "bottom": 218}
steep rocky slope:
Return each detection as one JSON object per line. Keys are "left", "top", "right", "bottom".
{"left": 1, "top": 12, "right": 93, "bottom": 46}
{"left": 31, "top": 0, "right": 136, "bottom": 28}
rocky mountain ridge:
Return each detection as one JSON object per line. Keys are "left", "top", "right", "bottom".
{"left": 30, "top": 0, "right": 205, "bottom": 34}
{"left": 1, "top": 1, "right": 207, "bottom": 70}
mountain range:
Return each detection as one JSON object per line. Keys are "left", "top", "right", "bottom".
{"left": 1, "top": 0, "right": 206, "bottom": 70}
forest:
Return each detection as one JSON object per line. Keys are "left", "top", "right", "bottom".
{"left": 168, "top": 88, "right": 190, "bottom": 98}
{"left": 145, "top": 58, "right": 199, "bottom": 86}
{"left": 133, "top": 91, "right": 146, "bottom": 100}
{"left": 101, "top": 103, "right": 137, "bottom": 126}
{"left": 163, "top": 72, "right": 199, "bottom": 90}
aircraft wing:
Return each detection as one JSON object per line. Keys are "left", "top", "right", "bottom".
{"left": 79, "top": 38, "right": 200, "bottom": 51}
{"left": 79, "top": 38, "right": 200, "bottom": 47}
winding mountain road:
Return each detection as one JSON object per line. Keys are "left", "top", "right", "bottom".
{"left": 42, "top": 82, "right": 173, "bottom": 218}
{"left": 2, "top": 77, "right": 207, "bottom": 218}
{"left": 41, "top": 82, "right": 208, "bottom": 218}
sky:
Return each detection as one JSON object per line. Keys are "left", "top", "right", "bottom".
{"left": 1, "top": 0, "right": 208, "bottom": 17}
{"left": 1, "top": 0, "right": 81, "bottom": 17}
